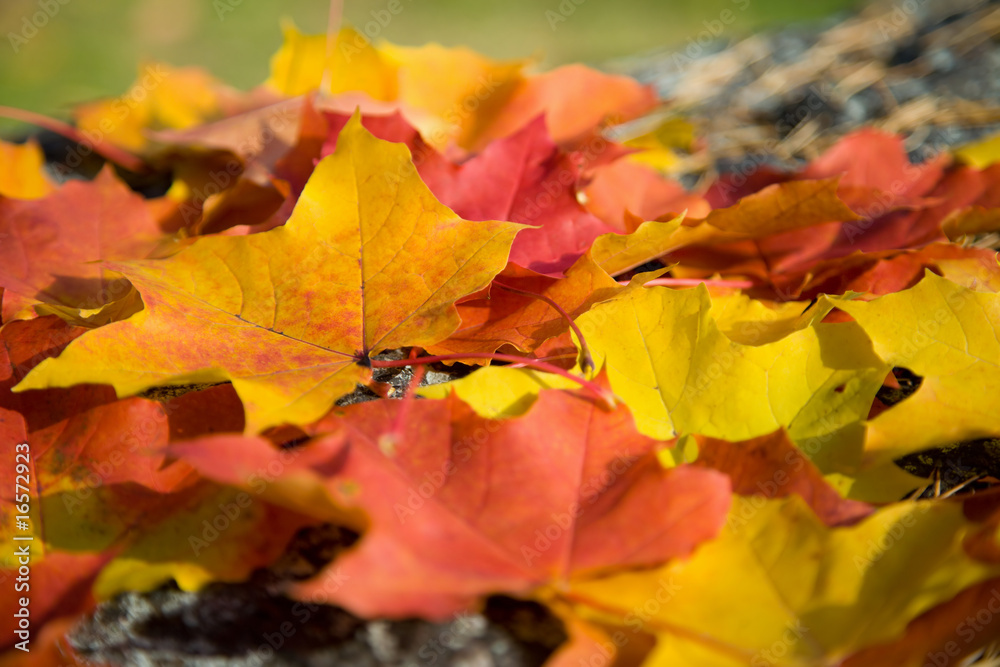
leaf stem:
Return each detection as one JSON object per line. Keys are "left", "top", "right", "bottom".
{"left": 0, "top": 105, "right": 147, "bottom": 173}
{"left": 519, "top": 353, "right": 578, "bottom": 364}
{"left": 493, "top": 281, "right": 595, "bottom": 374}
{"left": 626, "top": 277, "right": 754, "bottom": 289}
{"left": 369, "top": 352, "right": 615, "bottom": 409}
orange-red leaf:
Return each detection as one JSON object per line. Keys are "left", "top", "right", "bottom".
{"left": 692, "top": 429, "right": 872, "bottom": 527}
{"left": 467, "top": 64, "right": 657, "bottom": 152}
{"left": 427, "top": 257, "right": 621, "bottom": 358}
{"left": 0, "top": 168, "right": 165, "bottom": 321}
{"left": 174, "top": 389, "right": 732, "bottom": 619}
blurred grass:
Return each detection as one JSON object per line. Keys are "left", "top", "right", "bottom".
{"left": 0, "top": 0, "right": 859, "bottom": 135}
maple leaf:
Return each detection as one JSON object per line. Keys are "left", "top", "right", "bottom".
{"left": 619, "top": 117, "right": 697, "bottom": 171}
{"left": 322, "top": 109, "right": 426, "bottom": 157}
{"left": 0, "top": 315, "right": 312, "bottom": 640}
{"left": 267, "top": 24, "right": 525, "bottom": 151}
{"left": 831, "top": 271, "right": 1000, "bottom": 465}
{"left": 465, "top": 64, "right": 657, "bottom": 152}
{"left": 173, "top": 389, "right": 732, "bottom": 619}
{"left": 420, "top": 117, "right": 617, "bottom": 274}
{"left": 91, "top": 484, "right": 318, "bottom": 600}
{"left": 582, "top": 159, "right": 710, "bottom": 229}
{"left": 568, "top": 495, "right": 1000, "bottom": 665}
{"left": 574, "top": 284, "right": 888, "bottom": 444}
{"left": 0, "top": 168, "right": 164, "bottom": 322}
{"left": 266, "top": 25, "right": 652, "bottom": 153}
{"left": 14, "top": 115, "right": 523, "bottom": 432}
{"left": 420, "top": 289, "right": 911, "bottom": 501}
{"left": 425, "top": 256, "right": 622, "bottom": 359}
{"left": 586, "top": 215, "right": 691, "bottom": 277}
{"left": 843, "top": 494, "right": 1000, "bottom": 664}
{"left": 780, "top": 242, "right": 1000, "bottom": 300}
{"left": 705, "top": 292, "right": 825, "bottom": 344}
{"left": 955, "top": 131, "right": 1000, "bottom": 168}
{"left": 703, "top": 129, "right": 944, "bottom": 215}
{"left": 799, "top": 128, "right": 947, "bottom": 211}
{"left": 75, "top": 63, "right": 228, "bottom": 152}
{"left": 586, "top": 178, "right": 858, "bottom": 278}
{"left": 690, "top": 429, "right": 872, "bottom": 526}
{"left": 325, "top": 112, "right": 617, "bottom": 275}
{"left": 538, "top": 606, "right": 656, "bottom": 667}
{"left": 697, "top": 177, "right": 859, "bottom": 236}
{"left": 843, "top": 575, "right": 1000, "bottom": 666}
{"left": 0, "top": 317, "right": 190, "bottom": 498}
{"left": 667, "top": 130, "right": 1000, "bottom": 294}
{"left": 939, "top": 164, "right": 1000, "bottom": 238}
{"left": 143, "top": 95, "right": 309, "bottom": 237}
{"left": 14, "top": 16, "right": 1000, "bottom": 664}
{"left": 267, "top": 23, "right": 399, "bottom": 100}
{"left": 933, "top": 243, "right": 1000, "bottom": 292}
{"left": 148, "top": 96, "right": 304, "bottom": 159}
{"left": 377, "top": 42, "right": 527, "bottom": 150}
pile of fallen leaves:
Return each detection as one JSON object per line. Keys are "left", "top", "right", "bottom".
{"left": 4, "top": 17, "right": 1000, "bottom": 667}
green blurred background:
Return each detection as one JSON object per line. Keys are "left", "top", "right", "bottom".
{"left": 0, "top": 0, "right": 858, "bottom": 133}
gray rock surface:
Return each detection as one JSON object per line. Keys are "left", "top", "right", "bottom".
{"left": 69, "top": 583, "right": 562, "bottom": 667}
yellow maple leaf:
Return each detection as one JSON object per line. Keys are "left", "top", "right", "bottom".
{"left": 14, "top": 114, "right": 524, "bottom": 432}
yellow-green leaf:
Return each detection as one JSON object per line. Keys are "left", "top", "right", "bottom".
{"left": 575, "top": 285, "right": 887, "bottom": 443}
{"left": 831, "top": 271, "right": 1000, "bottom": 465}
{"left": 569, "top": 495, "right": 1000, "bottom": 666}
